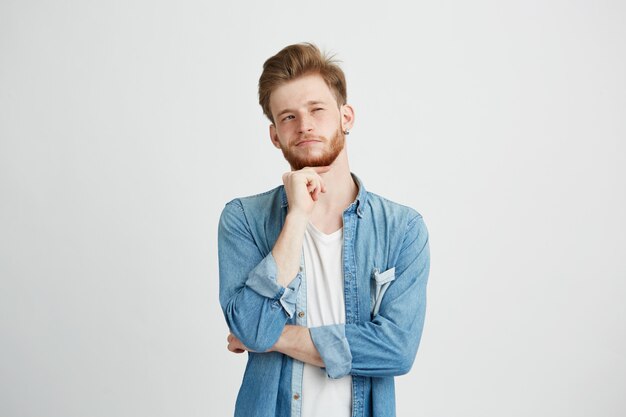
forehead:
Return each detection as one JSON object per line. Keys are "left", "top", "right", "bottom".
{"left": 269, "top": 73, "right": 337, "bottom": 114}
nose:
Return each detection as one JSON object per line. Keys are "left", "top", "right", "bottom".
{"left": 297, "top": 113, "right": 313, "bottom": 133}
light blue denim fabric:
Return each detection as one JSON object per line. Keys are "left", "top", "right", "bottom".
{"left": 218, "top": 174, "right": 430, "bottom": 417}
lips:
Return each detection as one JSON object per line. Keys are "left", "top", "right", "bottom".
{"left": 296, "top": 139, "right": 321, "bottom": 146}
{"left": 295, "top": 136, "right": 323, "bottom": 146}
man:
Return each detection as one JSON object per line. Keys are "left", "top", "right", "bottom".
{"left": 218, "top": 43, "right": 430, "bottom": 417}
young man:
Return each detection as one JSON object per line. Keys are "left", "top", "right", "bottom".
{"left": 218, "top": 43, "right": 430, "bottom": 417}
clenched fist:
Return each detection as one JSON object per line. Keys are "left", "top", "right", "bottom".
{"left": 282, "top": 166, "right": 330, "bottom": 218}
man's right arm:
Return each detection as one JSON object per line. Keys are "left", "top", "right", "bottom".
{"left": 218, "top": 200, "right": 300, "bottom": 352}
{"left": 218, "top": 168, "right": 327, "bottom": 352}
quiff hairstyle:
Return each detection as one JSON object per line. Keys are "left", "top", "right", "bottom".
{"left": 258, "top": 43, "right": 347, "bottom": 123}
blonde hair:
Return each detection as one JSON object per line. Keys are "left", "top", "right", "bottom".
{"left": 258, "top": 43, "right": 347, "bottom": 123}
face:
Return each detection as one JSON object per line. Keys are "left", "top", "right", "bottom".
{"left": 268, "top": 73, "right": 354, "bottom": 171}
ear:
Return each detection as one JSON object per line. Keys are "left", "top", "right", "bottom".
{"left": 269, "top": 124, "right": 282, "bottom": 149}
{"left": 340, "top": 104, "right": 355, "bottom": 132}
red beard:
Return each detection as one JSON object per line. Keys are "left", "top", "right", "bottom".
{"left": 280, "top": 128, "right": 345, "bottom": 171}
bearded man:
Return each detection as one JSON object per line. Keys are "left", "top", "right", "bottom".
{"left": 218, "top": 43, "right": 430, "bottom": 417}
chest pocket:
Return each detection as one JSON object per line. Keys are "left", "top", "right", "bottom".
{"left": 370, "top": 267, "right": 396, "bottom": 317}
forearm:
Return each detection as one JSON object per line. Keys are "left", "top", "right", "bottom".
{"left": 223, "top": 285, "right": 292, "bottom": 351}
{"left": 271, "top": 325, "right": 324, "bottom": 367}
{"left": 272, "top": 212, "right": 308, "bottom": 287}
{"left": 343, "top": 316, "right": 423, "bottom": 376}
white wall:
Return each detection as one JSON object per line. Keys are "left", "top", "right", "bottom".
{"left": 1, "top": 1, "right": 624, "bottom": 416}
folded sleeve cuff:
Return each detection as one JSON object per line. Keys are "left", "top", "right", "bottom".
{"left": 244, "top": 252, "right": 301, "bottom": 318}
{"left": 310, "top": 324, "right": 352, "bottom": 379}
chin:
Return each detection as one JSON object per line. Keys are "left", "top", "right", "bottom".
{"left": 282, "top": 129, "right": 345, "bottom": 170}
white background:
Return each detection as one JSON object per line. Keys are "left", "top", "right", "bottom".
{"left": 1, "top": 1, "right": 625, "bottom": 416}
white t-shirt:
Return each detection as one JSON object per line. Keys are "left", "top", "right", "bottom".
{"left": 301, "top": 222, "right": 352, "bottom": 417}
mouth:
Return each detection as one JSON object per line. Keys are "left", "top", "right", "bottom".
{"left": 295, "top": 136, "right": 323, "bottom": 146}
{"left": 296, "top": 140, "right": 321, "bottom": 146}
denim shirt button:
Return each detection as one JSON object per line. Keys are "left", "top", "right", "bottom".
{"left": 293, "top": 393, "right": 300, "bottom": 400}
{"left": 298, "top": 311, "right": 305, "bottom": 318}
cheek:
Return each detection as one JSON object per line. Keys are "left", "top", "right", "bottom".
{"left": 273, "top": 130, "right": 292, "bottom": 147}
{"left": 320, "top": 111, "right": 340, "bottom": 126}
{"left": 279, "top": 126, "right": 298, "bottom": 141}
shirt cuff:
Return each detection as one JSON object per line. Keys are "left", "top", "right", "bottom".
{"left": 244, "top": 252, "right": 301, "bottom": 318}
{"left": 310, "top": 324, "right": 352, "bottom": 379}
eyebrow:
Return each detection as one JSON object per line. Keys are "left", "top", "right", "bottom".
{"left": 276, "top": 100, "right": 327, "bottom": 119}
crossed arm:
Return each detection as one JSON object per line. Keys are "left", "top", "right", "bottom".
{"left": 219, "top": 168, "right": 328, "bottom": 364}
{"left": 228, "top": 324, "right": 324, "bottom": 368}
{"left": 218, "top": 171, "right": 430, "bottom": 378}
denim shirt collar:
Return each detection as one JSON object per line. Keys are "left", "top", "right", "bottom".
{"left": 279, "top": 172, "right": 367, "bottom": 218}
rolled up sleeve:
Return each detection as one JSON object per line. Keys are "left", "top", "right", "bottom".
{"left": 245, "top": 252, "right": 301, "bottom": 318}
{"left": 310, "top": 324, "right": 352, "bottom": 379}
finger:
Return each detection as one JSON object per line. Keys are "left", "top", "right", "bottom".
{"left": 309, "top": 180, "right": 320, "bottom": 199}
{"left": 309, "top": 178, "right": 326, "bottom": 195}
{"left": 318, "top": 178, "right": 326, "bottom": 193}
{"left": 313, "top": 181, "right": 325, "bottom": 197}
{"left": 307, "top": 178, "right": 321, "bottom": 194}
{"left": 312, "top": 166, "right": 331, "bottom": 174}
{"left": 312, "top": 185, "right": 320, "bottom": 201}
{"left": 229, "top": 341, "right": 246, "bottom": 353}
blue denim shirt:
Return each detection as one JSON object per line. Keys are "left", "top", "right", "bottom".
{"left": 218, "top": 175, "right": 430, "bottom": 417}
